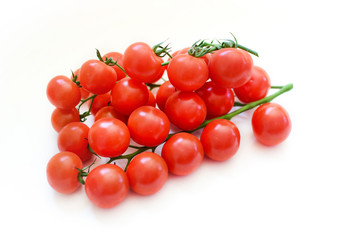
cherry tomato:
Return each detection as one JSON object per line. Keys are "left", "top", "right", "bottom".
{"left": 51, "top": 107, "right": 80, "bottom": 132}
{"left": 167, "top": 54, "right": 208, "bottom": 91}
{"left": 200, "top": 119, "right": 240, "bottom": 161}
{"left": 88, "top": 118, "right": 130, "bottom": 157}
{"left": 47, "top": 75, "right": 81, "bottom": 109}
{"left": 57, "top": 122, "right": 92, "bottom": 162}
{"left": 102, "top": 52, "right": 127, "bottom": 80}
{"left": 165, "top": 91, "right": 207, "bottom": 131}
{"left": 46, "top": 152, "right": 82, "bottom": 194}
{"left": 196, "top": 81, "right": 235, "bottom": 118}
{"left": 111, "top": 77, "right": 149, "bottom": 116}
{"left": 80, "top": 59, "right": 117, "bottom": 95}
{"left": 123, "top": 42, "right": 165, "bottom": 83}
{"left": 208, "top": 48, "right": 253, "bottom": 88}
{"left": 126, "top": 152, "right": 168, "bottom": 195}
{"left": 161, "top": 133, "right": 203, "bottom": 176}
{"left": 155, "top": 81, "right": 176, "bottom": 111}
{"left": 127, "top": 106, "right": 170, "bottom": 147}
{"left": 89, "top": 92, "right": 111, "bottom": 115}
{"left": 251, "top": 103, "right": 291, "bottom": 146}
{"left": 85, "top": 164, "right": 129, "bottom": 208}
{"left": 146, "top": 90, "right": 156, "bottom": 107}
{"left": 234, "top": 66, "right": 271, "bottom": 103}
{"left": 72, "top": 69, "right": 90, "bottom": 99}
{"left": 94, "top": 106, "right": 127, "bottom": 124}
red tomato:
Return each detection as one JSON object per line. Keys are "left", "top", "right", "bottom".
{"left": 111, "top": 77, "right": 149, "bottom": 116}
{"left": 102, "top": 52, "right": 127, "bottom": 80}
{"left": 200, "top": 119, "right": 240, "bottom": 161}
{"left": 46, "top": 152, "right": 82, "bottom": 194}
{"left": 251, "top": 103, "right": 291, "bottom": 146}
{"left": 161, "top": 132, "right": 203, "bottom": 176}
{"left": 89, "top": 92, "right": 111, "bottom": 115}
{"left": 47, "top": 75, "right": 81, "bottom": 109}
{"left": 234, "top": 66, "right": 271, "bottom": 103}
{"left": 126, "top": 152, "right": 168, "bottom": 195}
{"left": 146, "top": 90, "right": 156, "bottom": 107}
{"left": 167, "top": 54, "right": 208, "bottom": 91}
{"left": 88, "top": 118, "right": 130, "bottom": 157}
{"left": 57, "top": 122, "right": 92, "bottom": 162}
{"left": 208, "top": 48, "right": 253, "bottom": 88}
{"left": 127, "top": 106, "right": 170, "bottom": 147}
{"left": 94, "top": 106, "right": 127, "bottom": 123}
{"left": 165, "top": 91, "right": 207, "bottom": 131}
{"left": 123, "top": 42, "right": 165, "bottom": 83}
{"left": 155, "top": 81, "right": 176, "bottom": 111}
{"left": 51, "top": 107, "right": 80, "bottom": 132}
{"left": 196, "top": 81, "right": 235, "bottom": 118}
{"left": 72, "top": 69, "right": 90, "bottom": 99}
{"left": 80, "top": 59, "right": 117, "bottom": 95}
{"left": 85, "top": 164, "right": 129, "bottom": 208}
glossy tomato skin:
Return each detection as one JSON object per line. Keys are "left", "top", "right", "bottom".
{"left": 47, "top": 75, "right": 81, "bottom": 109}
{"left": 51, "top": 107, "right": 80, "bottom": 132}
{"left": 85, "top": 164, "right": 129, "bottom": 208}
{"left": 123, "top": 42, "right": 165, "bottom": 83}
{"left": 57, "top": 122, "right": 92, "bottom": 162}
{"left": 196, "top": 81, "right": 235, "bottom": 118}
{"left": 111, "top": 77, "right": 149, "bottom": 116}
{"left": 167, "top": 54, "right": 208, "bottom": 91}
{"left": 94, "top": 106, "right": 127, "bottom": 124}
{"left": 126, "top": 152, "right": 168, "bottom": 195}
{"left": 155, "top": 81, "right": 176, "bottom": 111}
{"left": 102, "top": 52, "right": 127, "bottom": 80}
{"left": 251, "top": 103, "right": 291, "bottom": 146}
{"left": 165, "top": 91, "right": 207, "bottom": 131}
{"left": 209, "top": 48, "right": 253, "bottom": 88}
{"left": 46, "top": 152, "right": 82, "bottom": 194}
{"left": 88, "top": 118, "right": 130, "bottom": 157}
{"left": 127, "top": 106, "right": 170, "bottom": 147}
{"left": 200, "top": 119, "right": 240, "bottom": 161}
{"left": 89, "top": 92, "right": 111, "bottom": 115}
{"left": 234, "top": 66, "right": 271, "bottom": 103}
{"left": 161, "top": 132, "right": 203, "bottom": 176}
{"left": 80, "top": 60, "right": 117, "bottom": 95}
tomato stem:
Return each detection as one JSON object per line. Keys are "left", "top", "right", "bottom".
{"left": 161, "top": 61, "right": 170, "bottom": 66}
{"left": 146, "top": 83, "right": 161, "bottom": 90}
{"left": 78, "top": 95, "right": 97, "bottom": 122}
{"left": 95, "top": 49, "right": 128, "bottom": 77}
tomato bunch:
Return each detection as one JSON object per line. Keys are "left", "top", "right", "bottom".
{"left": 46, "top": 36, "right": 293, "bottom": 208}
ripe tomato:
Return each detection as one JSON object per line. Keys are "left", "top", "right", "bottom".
{"left": 102, "top": 52, "right": 127, "bottom": 80}
{"left": 127, "top": 106, "right": 170, "bottom": 147}
{"left": 57, "top": 122, "right": 92, "bottom": 162}
{"left": 208, "top": 48, "right": 253, "bottom": 88}
{"left": 155, "top": 81, "right": 176, "bottom": 111}
{"left": 234, "top": 66, "right": 271, "bottom": 103}
{"left": 200, "top": 119, "right": 240, "bottom": 161}
{"left": 47, "top": 75, "right": 81, "bottom": 109}
{"left": 146, "top": 90, "right": 156, "bottom": 107}
{"left": 94, "top": 106, "right": 127, "bottom": 124}
{"left": 161, "top": 132, "right": 203, "bottom": 176}
{"left": 46, "top": 152, "right": 82, "bottom": 194}
{"left": 165, "top": 91, "right": 207, "bottom": 131}
{"left": 51, "top": 107, "right": 80, "bottom": 132}
{"left": 251, "top": 103, "right": 291, "bottom": 146}
{"left": 88, "top": 118, "right": 130, "bottom": 157}
{"left": 123, "top": 42, "right": 165, "bottom": 83}
{"left": 85, "top": 164, "right": 129, "bottom": 208}
{"left": 167, "top": 54, "right": 208, "bottom": 91}
{"left": 89, "top": 92, "right": 111, "bottom": 115}
{"left": 72, "top": 69, "right": 90, "bottom": 99}
{"left": 196, "top": 81, "right": 235, "bottom": 118}
{"left": 111, "top": 77, "right": 149, "bottom": 116}
{"left": 126, "top": 152, "right": 168, "bottom": 195}
{"left": 80, "top": 59, "right": 117, "bottom": 95}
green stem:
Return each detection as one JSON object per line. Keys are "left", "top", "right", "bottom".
{"left": 270, "top": 85, "right": 283, "bottom": 89}
{"left": 146, "top": 83, "right": 161, "bottom": 90}
{"left": 161, "top": 61, "right": 170, "bottom": 66}
{"left": 78, "top": 95, "right": 97, "bottom": 122}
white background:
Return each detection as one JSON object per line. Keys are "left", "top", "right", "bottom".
{"left": 1, "top": 0, "right": 359, "bottom": 239}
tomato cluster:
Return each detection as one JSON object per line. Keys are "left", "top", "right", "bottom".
{"left": 46, "top": 37, "right": 292, "bottom": 209}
